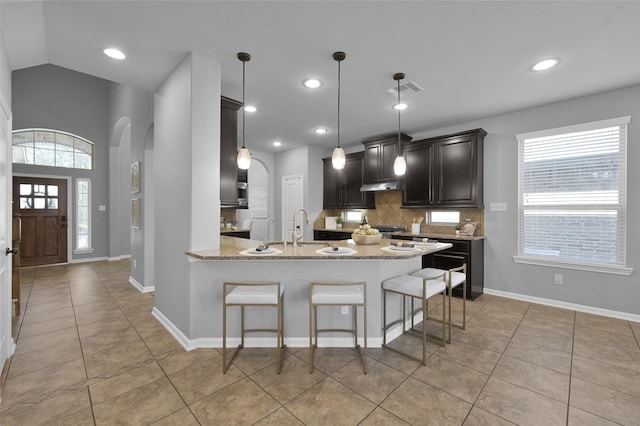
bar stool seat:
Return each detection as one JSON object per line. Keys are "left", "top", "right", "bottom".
{"left": 411, "top": 265, "right": 466, "bottom": 343}
{"left": 223, "top": 281, "right": 285, "bottom": 374}
{"left": 382, "top": 274, "right": 446, "bottom": 365}
{"left": 309, "top": 281, "right": 367, "bottom": 373}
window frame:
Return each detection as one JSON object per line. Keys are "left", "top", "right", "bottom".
{"left": 74, "top": 178, "right": 93, "bottom": 254}
{"left": 513, "top": 116, "right": 632, "bottom": 276}
{"left": 12, "top": 128, "right": 94, "bottom": 170}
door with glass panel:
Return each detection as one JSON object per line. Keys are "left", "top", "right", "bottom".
{"left": 12, "top": 177, "right": 68, "bottom": 266}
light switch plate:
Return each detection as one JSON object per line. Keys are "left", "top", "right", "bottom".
{"left": 490, "top": 202, "right": 507, "bottom": 211}
{"left": 99, "top": 205, "right": 106, "bottom": 211}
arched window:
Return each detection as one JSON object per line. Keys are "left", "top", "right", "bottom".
{"left": 12, "top": 129, "right": 94, "bottom": 170}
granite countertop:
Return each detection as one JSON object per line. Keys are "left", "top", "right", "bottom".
{"left": 186, "top": 236, "right": 452, "bottom": 260}
{"left": 315, "top": 228, "right": 485, "bottom": 241}
{"left": 391, "top": 232, "right": 485, "bottom": 241}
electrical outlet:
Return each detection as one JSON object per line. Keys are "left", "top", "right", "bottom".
{"left": 133, "top": 259, "right": 137, "bottom": 268}
{"left": 341, "top": 306, "right": 349, "bottom": 315}
{"left": 490, "top": 202, "right": 507, "bottom": 211}
{"left": 554, "top": 274, "right": 563, "bottom": 285}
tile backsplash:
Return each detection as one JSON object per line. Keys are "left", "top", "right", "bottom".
{"left": 315, "top": 191, "right": 484, "bottom": 236}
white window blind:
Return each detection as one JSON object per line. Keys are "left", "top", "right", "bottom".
{"left": 516, "top": 117, "right": 629, "bottom": 269}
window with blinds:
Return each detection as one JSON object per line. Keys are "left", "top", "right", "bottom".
{"left": 516, "top": 116, "right": 629, "bottom": 271}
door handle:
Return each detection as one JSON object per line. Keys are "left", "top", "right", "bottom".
{"left": 5, "top": 247, "right": 18, "bottom": 256}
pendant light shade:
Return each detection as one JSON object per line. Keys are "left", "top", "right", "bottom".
{"left": 393, "top": 155, "right": 407, "bottom": 176}
{"left": 332, "top": 51, "right": 346, "bottom": 169}
{"left": 393, "top": 72, "right": 406, "bottom": 176}
{"left": 237, "top": 52, "right": 252, "bottom": 170}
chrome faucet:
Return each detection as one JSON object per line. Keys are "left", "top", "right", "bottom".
{"left": 292, "top": 208, "right": 310, "bottom": 248}
{"left": 263, "top": 218, "right": 275, "bottom": 246}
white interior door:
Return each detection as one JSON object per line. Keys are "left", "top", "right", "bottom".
{"left": 0, "top": 94, "right": 14, "bottom": 371}
{"left": 281, "top": 174, "right": 303, "bottom": 241}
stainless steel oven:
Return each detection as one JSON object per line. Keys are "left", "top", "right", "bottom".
{"left": 237, "top": 182, "right": 248, "bottom": 206}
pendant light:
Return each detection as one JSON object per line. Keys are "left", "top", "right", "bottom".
{"left": 331, "top": 51, "right": 346, "bottom": 169}
{"left": 237, "top": 52, "right": 252, "bottom": 170}
{"left": 393, "top": 72, "right": 407, "bottom": 176}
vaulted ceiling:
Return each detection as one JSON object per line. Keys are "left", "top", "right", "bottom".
{"left": 3, "top": 1, "right": 639, "bottom": 153}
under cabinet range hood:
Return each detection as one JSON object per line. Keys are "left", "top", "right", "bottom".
{"left": 360, "top": 182, "right": 402, "bottom": 192}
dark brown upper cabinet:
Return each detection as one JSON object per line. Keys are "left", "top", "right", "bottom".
{"left": 401, "top": 128, "right": 486, "bottom": 208}
{"left": 323, "top": 152, "right": 375, "bottom": 209}
{"left": 220, "top": 96, "right": 242, "bottom": 208}
{"left": 362, "top": 134, "right": 412, "bottom": 184}
{"left": 401, "top": 140, "right": 434, "bottom": 207}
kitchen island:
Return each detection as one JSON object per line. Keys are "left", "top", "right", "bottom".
{"left": 159, "top": 237, "right": 451, "bottom": 350}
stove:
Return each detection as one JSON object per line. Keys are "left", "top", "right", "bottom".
{"left": 371, "top": 225, "right": 407, "bottom": 239}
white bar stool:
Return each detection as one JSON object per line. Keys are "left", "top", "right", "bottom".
{"left": 222, "top": 281, "right": 285, "bottom": 374}
{"left": 309, "top": 281, "right": 367, "bottom": 374}
{"left": 382, "top": 274, "right": 446, "bottom": 365}
{"left": 411, "top": 264, "right": 466, "bottom": 343}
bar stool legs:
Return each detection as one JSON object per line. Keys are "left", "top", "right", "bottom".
{"left": 411, "top": 264, "right": 467, "bottom": 343}
{"left": 309, "top": 281, "right": 367, "bottom": 374}
{"left": 382, "top": 274, "right": 447, "bottom": 365}
{"left": 222, "top": 281, "right": 285, "bottom": 374}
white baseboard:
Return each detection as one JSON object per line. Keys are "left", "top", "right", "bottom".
{"left": 128, "top": 276, "right": 154, "bottom": 293}
{"left": 69, "top": 256, "right": 108, "bottom": 264}
{"left": 151, "top": 306, "right": 423, "bottom": 350}
{"left": 108, "top": 254, "right": 131, "bottom": 261}
{"left": 484, "top": 288, "right": 640, "bottom": 323}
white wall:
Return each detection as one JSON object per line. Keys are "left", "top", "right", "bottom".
{"left": 236, "top": 150, "right": 275, "bottom": 242}
{"left": 412, "top": 85, "right": 640, "bottom": 317}
{"left": 154, "top": 52, "right": 221, "bottom": 338}
{"left": 273, "top": 145, "right": 328, "bottom": 240}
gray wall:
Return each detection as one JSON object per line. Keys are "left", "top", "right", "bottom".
{"left": 108, "top": 83, "right": 154, "bottom": 286}
{"left": 0, "top": 29, "right": 11, "bottom": 108}
{"left": 11, "top": 64, "right": 111, "bottom": 260}
{"left": 273, "top": 145, "right": 328, "bottom": 240}
{"left": 236, "top": 150, "right": 275, "bottom": 242}
{"left": 411, "top": 84, "right": 640, "bottom": 316}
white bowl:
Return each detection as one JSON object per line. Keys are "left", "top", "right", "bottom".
{"left": 351, "top": 233, "right": 382, "bottom": 245}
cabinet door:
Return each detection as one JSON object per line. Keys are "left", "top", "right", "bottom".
{"left": 433, "top": 134, "right": 481, "bottom": 207}
{"left": 380, "top": 139, "right": 399, "bottom": 182}
{"left": 343, "top": 153, "right": 374, "bottom": 208}
{"left": 402, "top": 141, "right": 433, "bottom": 207}
{"left": 220, "top": 97, "right": 242, "bottom": 207}
{"left": 364, "top": 143, "right": 381, "bottom": 183}
{"left": 323, "top": 158, "right": 341, "bottom": 208}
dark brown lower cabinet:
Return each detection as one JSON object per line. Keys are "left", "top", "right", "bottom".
{"left": 314, "top": 230, "right": 352, "bottom": 241}
{"left": 221, "top": 231, "right": 250, "bottom": 239}
{"left": 395, "top": 235, "right": 484, "bottom": 300}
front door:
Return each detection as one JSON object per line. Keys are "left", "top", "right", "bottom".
{"left": 0, "top": 95, "right": 13, "bottom": 370}
{"left": 12, "top": 176, "right": 68, "bottom": 266}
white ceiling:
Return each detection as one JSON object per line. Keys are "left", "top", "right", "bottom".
{"left": 2, "top": 1, "right": 640, "bottom": 154}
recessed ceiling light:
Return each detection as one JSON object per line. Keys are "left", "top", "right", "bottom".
{"left": 393, "top": 103, "right": 408, "bottom": 111}
{"left": 531, "top": 58, "right": 559, "bottom": 71}
{"left": 314, "top": 128, "right": 328, "bottom": 135}
{"left": 273, "top": 141, "right": 282, "bottom": 147}
{"left": 104, "top": 48, "right": 126, "bottom": 60}
{"left": 244, "top": 106, "right": 257, "bottom": 112}
{"left": 303, "top": 79, "right": 322, "bottom": 89}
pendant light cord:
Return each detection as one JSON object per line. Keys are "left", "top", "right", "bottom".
{"left": 242, "top": 58, "right": 246, "bottom": 150}
{"left": 397, "top": 77, "right": 401, "bottom": 151}
{"left": 337, "top": 57, "right": 341, "bottom": 150}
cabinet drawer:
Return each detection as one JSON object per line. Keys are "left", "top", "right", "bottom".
{"left": 437, "top": 239, "right": 470, "bottom": 254}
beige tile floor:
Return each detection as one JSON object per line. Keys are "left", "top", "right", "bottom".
{"left": 1, "top": 260, "right": 639, "bottom": 425}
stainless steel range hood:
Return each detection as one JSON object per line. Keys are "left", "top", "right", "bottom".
{"left": 360, "top": 182, "right": 402, "bottom": 192}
